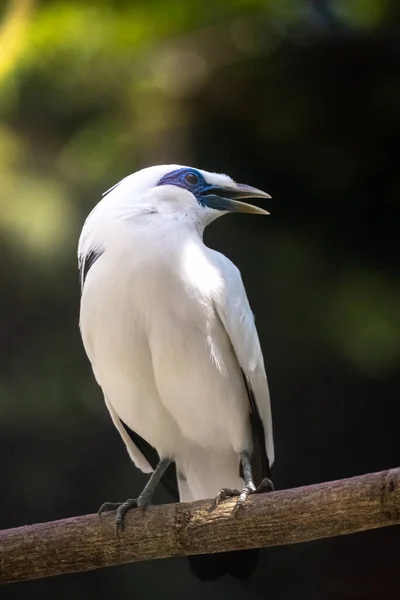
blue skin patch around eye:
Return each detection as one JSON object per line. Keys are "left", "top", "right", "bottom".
{"left": 157, "top": 168, "right": 211, "bottom": 206}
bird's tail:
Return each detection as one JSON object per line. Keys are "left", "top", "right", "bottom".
{"left": 187, "top": 549, "right": 259, "bottom": 580}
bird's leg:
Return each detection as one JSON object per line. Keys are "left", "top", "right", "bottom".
{"left": 99, "top": 457, "right": 171, "bottom": 537}
{"left": 231, "top": 450, "right": 256, "bottom": 515}
{"left": 232, "top": 450, "right": 274, "bottom": 515}
{"left": 211, "top": 450, "right": 274, "bottom": 514}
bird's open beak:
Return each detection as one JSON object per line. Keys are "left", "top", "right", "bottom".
{"left": 200, "top": 183, "right": 271, "bottom": 214}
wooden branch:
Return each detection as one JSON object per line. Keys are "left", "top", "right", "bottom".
{"left": 1, "top": 467, "right": 400, "bottom": 585}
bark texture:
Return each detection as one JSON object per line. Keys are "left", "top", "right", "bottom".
{"left": 1, "top": 467, "right": 400, "bottom": 584}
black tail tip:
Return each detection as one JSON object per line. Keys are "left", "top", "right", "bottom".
{"left": 187, "top": 549, "right": 259, "bottom": 581}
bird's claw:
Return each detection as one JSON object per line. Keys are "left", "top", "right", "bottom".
{"left": 114, "top": 498, "right": 139, "bottom": 538}
{"left": 98, "top": 496, "right": 151, "bottom": 539}
{"left": 233, "top": 477, "right": 275, "bottom": 515}
{"left": 210, "top": 477, "right": 275, "bottom": 515}
{"left": 232, "top": 484, "right": 256, "bottom": 515}
{"left": 98, "top": 501, "right": 123, "bottom": 516}
{"left": 209, "top": 487, "right": 241, "bottom": 511}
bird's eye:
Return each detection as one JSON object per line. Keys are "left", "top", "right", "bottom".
{"left": 184, "top": 172, "right": 199, "bottom": 186}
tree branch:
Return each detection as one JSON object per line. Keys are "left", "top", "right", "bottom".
{"left": 1, "top": 467, "right": 400, "bottom": 585}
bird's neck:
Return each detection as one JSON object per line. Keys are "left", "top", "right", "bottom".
{"left": 104, "top": 212, "right": 207, "bottom": 259}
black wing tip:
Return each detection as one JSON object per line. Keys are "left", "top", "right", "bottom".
{"left": 121, "top": 420, "right": 179, "bottom": 502}
{"left": 241, "top": 370, "right": 271, "bottom": 481}
{"left": 79, "top": 248, "right": 103, "bottom": 289}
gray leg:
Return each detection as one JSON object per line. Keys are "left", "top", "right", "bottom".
{"left": 99, "top": 457, "right": 171, "bottom": 537}
{"left": 233, "top": 450, "right": 274, "bottom": 514}
{"left": 211, "top": 450, "right": 274, "bottom": 514}
{"left": 232, "top": 450, "right": 256, "bottom": 514}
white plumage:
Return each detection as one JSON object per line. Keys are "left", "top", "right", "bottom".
{"left": 78, "top": 164, "right": 274, "bottom": 506}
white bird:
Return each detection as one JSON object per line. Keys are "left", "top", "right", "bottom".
{"left": 78, "top": 165, "right": 274, "bottom": 579}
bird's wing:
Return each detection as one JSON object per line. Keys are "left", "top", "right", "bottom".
{"left": 211, "top": 251, "right": 274, "bottom": 475}
{"left": 91, "top": 376, "right": 179, "bottom": 499}
{"left": 118, "top": 413, "right": 180, "bottom": 502}
{"left": 79, "top": 261, "right": 178, "bottom": 500}
{"left": 103, "top": 395, "right": 154, "bottom": 473}
{"left": 78, "top": 248, "right": 103, "bottom": 291}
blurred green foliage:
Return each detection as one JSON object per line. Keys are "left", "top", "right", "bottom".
{"left": 1, "top": 2, "right": 399, "bottom": 598}
{"left": 0, "top": 0, "right": 399, "bottom": 427}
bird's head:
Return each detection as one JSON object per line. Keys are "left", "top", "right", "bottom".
{"left": 99, "top": 164, "right": 270, "bottom": 230}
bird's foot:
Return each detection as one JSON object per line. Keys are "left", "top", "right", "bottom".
{"left": 98, "top": 495, "right": 151, "bottom": 538}
{"left": 232, "top": 477, "right": 275, "bottom": 515}
{"left": 209, "top": 487, "right": 241, "bottom": 511}
{"left": 210, "top": 477, "right": 274, "bottom": 514}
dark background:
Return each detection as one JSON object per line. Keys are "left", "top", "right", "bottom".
{"left": 1, "top": 0, "right": 399, "bottom": 598}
